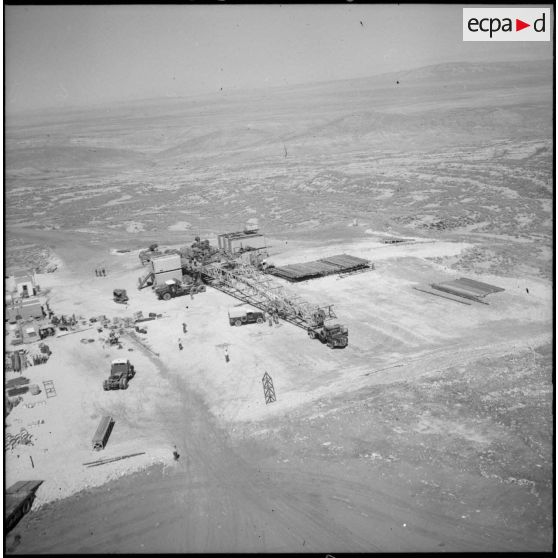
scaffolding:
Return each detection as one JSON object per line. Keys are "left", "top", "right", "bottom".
{"left": 202, "top": 261, "right": 338, "bottom": 331}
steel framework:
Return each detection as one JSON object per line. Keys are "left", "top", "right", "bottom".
{"left": 262, "top": 372, "right": 276, "bottom": 404}
{"left": 202, "top": 262, "right": 338, "bottom": 331}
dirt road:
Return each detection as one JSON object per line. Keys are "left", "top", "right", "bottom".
{"left": 8, "top": 370, "right": 538, "bottom": 553}
{"left": 10, "top": 330, "right": 550, "bottom": 554}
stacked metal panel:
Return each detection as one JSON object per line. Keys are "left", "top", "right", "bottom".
{"left": 455, "top": 277, "right": 505, "bottom": 295}
{"left": 319, "top": 254, "right": 369, "bottom": 269}
{"left": 269, "top": 254, "right": 371, "bottom": 282}
{"left": 431, "top": 277, "right": 504, "bottom": 302}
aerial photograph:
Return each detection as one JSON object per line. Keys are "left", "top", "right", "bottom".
{"left": 4, "top": 4, "right": 554, "bottom": 553}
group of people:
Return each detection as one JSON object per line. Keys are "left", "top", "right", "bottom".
{"left": 95, "top": 267, "right": 107, "bottom": 277}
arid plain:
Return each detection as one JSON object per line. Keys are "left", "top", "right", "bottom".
{"left": 5, "top": 60, "right": 553, "bottom": 552}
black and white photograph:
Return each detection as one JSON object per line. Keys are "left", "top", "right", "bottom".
{"left": 4, "top": 3, "right": 554, "bottom": 553}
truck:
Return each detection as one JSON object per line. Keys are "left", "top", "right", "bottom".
{"left": 113, "top": 288, "right": 129, "bottom": 304}
{"left": 155, "top": 278, "right": 206, "bottom": 301}
{"left": 103, "top": 359, "right": 135, "bottom": 390}
{"left": 5, "top": 480, "right": 43, "bottom": 533}
{"left": 307, "top": 322, "right": 349, "bottom": 349}
{"left": 228, "top": 306, "right": 266, "bottom": 327}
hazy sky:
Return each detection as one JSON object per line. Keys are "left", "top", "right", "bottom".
{"left": 5, "top": 4, "right": 553, "bottom": 113}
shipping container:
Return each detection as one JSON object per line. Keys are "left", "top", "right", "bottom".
{"left": 150, "top": 254, "right": 182, "bottom": 274}
{"left": 92, "top": 416, "right": 115, "bottom": 451}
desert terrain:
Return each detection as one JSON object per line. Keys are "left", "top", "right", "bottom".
{"left": 4, "top": 60, "right": 553, "bottom": 553}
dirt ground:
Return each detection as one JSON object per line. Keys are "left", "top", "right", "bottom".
{"left": 4, "top": 60, "right": 553, "bottom": 553}
{"left": 4, "top": 228, "right": 553, "bottom": 553}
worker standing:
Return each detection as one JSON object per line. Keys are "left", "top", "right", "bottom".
{"left": 182, "top": 322, "right": 187, "bottom": 334}
{"left": 178, "top": 338, "right": 183, "bottom": 351}
{"left": 224, "top": 347, "right": 230, "bottom": 363}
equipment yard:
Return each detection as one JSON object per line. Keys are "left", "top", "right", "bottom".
{"left": 4, "top": 17, "right": 553, "bottom": 553}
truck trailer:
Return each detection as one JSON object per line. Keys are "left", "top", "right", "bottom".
{"left": 92, "top": 416, "right": 115, "bottom": 451}
{"left": 5, "top": 480, "right": 43, "bottom": 533}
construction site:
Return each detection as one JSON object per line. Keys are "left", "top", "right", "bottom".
{"left": 4, "top": 216, "right": 553, "bottom": 553}
{"left": 3, "top": 13, "right": 553, "bottom": 553}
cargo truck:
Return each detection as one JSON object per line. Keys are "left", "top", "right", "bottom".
{"left": 5, "top": 480, "right": 43, "bottom": 533}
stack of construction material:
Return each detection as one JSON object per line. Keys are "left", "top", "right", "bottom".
{"left": 6, "top": 376, "right": 30, "bottom": 390}
{"left": 269, "top": 254, "right": 370, "bottom": 282}
{"left": 7, "top": 385, "right": 29, "bottom": 397}
{"left": 431, "top": 278, "right": 504, "bottom": 302}
{"left": 32, "top": 354, "right": 49, "bottom": 365}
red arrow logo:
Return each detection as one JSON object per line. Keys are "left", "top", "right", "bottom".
{"left": 516, "top": 18, "right": 530, "bottom": 31}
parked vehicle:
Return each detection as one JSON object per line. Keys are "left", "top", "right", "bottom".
{"left": 155, "top": 279, "right": 205, "bottom": 301}
{"left": 92, "top": 416, "right": 115, "bottom": 451}
{"left": 38, "top": 326, "right": 55, "bottom": 340}
{"left": 5, "top": 481, "right": 43, "bottom": 532}
{"left": 307, "top": 323, "right": 348, "bottom": 348}
{"left": 228, "top": 307, "right": 265, "bottom": 327}
{"left": 113, "top": 289, "right": 129, "bottom": 304}
{"left": 103, "top": 359, "right": 135, "bottom": 390}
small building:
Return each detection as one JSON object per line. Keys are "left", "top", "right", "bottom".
{"left": 7, "top": 268, "right": 39, "bottom": 298}
{"left": 7, "top": 297, "right": 44, "bottom": 323}
{"left": 217, "top": 229, "right": 267, "bottom": 254}
{"left": 19, "top": 321, "right": 40, "bottom": 344}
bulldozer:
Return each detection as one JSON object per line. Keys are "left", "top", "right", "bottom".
{"left": 103, "top": 359, "right": 135, "bottom": 390}
{"left": 155, "top": 278, "right": 206, "bottom": 301}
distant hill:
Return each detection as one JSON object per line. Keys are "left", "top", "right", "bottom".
{"left": 5, "top": 58, "right": 553, "bottom": 169}
{"left": 388, "top": 59, "right": 552, "bottom": 81}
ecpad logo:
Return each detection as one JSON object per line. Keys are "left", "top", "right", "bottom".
{"left": 463, "top": 8, "right": 550, "bottom": 41}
